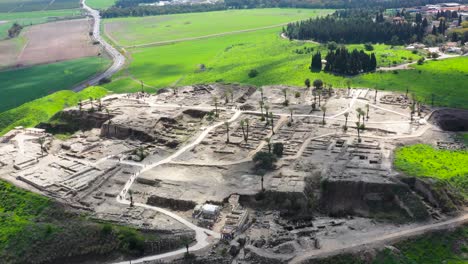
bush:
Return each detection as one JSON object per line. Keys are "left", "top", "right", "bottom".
{"left": 98, "top": 77, "right": 111, "bottom": 84}
{"left": 272, "top": 142, "right": 284, "bottom": 157}
{"left": 295, "top": 92, "right": 301, "bottom": 98}
{"left": 364, "top": 43, "right": 374, "bottom": 51}
{"left": 248, "top": 69, "right": 259, "bottom": 78}
{"left": 253, "top": 151, "right": 277, "bottom": 173}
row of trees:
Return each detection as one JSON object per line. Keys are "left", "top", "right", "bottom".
{"left": 8, "top": 23, "right": 23, "bottom": 38}
{"left": 284, "top": 11, "right": 429, "bottom": 44}
{"left": 101, "top": 3, "right": 225, "bottom": 18}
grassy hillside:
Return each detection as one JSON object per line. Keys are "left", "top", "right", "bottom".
{"left": 394, "top": 144, "right": 468, "bottom": 196}
{"left": 104, "top": 8, "right": 333, "bottom": 46}
{"left": 0, "top": 86, "right": 108, "bottom": 135}
{"left": 0, "top": 9, "right": 83, "bottom": 39}
{"left": 0, "top": 179, "right": 188, "bottom": 263}
{"left": 355, "top": 57, "right": 468, "bottom": 108}
{"left": 0, "top": 57, "right": 110, "bottom": 112}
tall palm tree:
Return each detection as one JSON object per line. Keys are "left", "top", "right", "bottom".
{"left": 270, "top": 112, "right": 275, "bottom": 134}
{"left": 289, "top": 107, "right": 294, "bottom": 123}
{"left": 264, "top": 104, "right": 270, "bottom": 125}
{"left": 213, "top": 96, "right": 219, "bottom": 117}
{"left": 264, "top": 137, "right": 272, "bottom": 153}
{"left": 355, "top": 121, "right": 362, "bottom": 142}
{"left": 318, "top": 92, "right": 321, "bottom": 107}
{"left": 365, "top": 104, "right": 370, "bottom": 120}
{"left": 282, "top": 88, "right": 288, "bottom": 106}
{"left": 259, "top": 87, "right": 264, "bottom": 103}
{"left": 128, "top": 190, "right": 134, "bottom": 207}
{"left": 245, "top": 118, "right": 250, "bottom": 143}
{"left": 38, "top": 137, "right": 45, "bottom": 157}
{"left": 259, "top": 100, "right": 264, "bottom": 119}
{"left": 374, "top": 89, "right": 378, "bottom": 104}
{"left": 240, "top": 119, "right": 246, "bottom": 142}
{"left": 321, "top": 106, "right": 326, "bottom": 125}
{"left": 343, "top": 112, "right": 349, "bottom": 132}
{"left": 224, "top": 121, "right": 230, "bottom": 143}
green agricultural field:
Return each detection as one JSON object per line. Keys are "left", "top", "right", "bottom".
{"left": 86, "top": 0, "right": 116, "bottom": 9}
{"left": 0, "top": 0, "right": 79, "bottom": 13}
{"left": 0, "top": 86, "right": 108, "bottom": 135}
{"left": 0, "top": 56, "right": 110, "bottom": 113}
{"left": 355, "top": 57, "right": 468, "bottom": 108}
{"left": 0, "top": 9, "right": 83, "bottom": 39}
{"left": 394, "top": 144, "right": 468, "bottom": 195}
{"left": 103, "top": 8, "right": 333, "bottom": 47}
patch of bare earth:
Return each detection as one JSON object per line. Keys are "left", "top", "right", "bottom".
{"left": 15, "top": 18, "right": 99, "bottom": 66}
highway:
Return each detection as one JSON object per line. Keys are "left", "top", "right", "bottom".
{"left": 73, "top": 0, "right": 126, "bottom": 92}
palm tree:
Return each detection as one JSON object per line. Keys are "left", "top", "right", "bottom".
{"left": 213, "top": 96, "right": 219, "bottom": 117}
{"left": 289, "top": 107, "right": 294, "bottom": 123}
{"left": 228, "top": 87, "right": 234, "bottom": 102}
{"left": 259, "top": 87, "right": 264, "bottom": 103}
{"left": 313, "top": 79, "right": 323, "bottom": 90}
{"left": 356, "top": 108, "right": 365, "bottom": 126}
{"left": 410, "top": 103, "right": 415, "bottom": 121}
{"left": 264, "top": 137, "right": 272, "bottom": 153}
{"left": 318, "top": 92, "right": 321, "bottom": 107}
{"left": 89, "top": 97, "right": 94, "bottom": 111}
{"left": 224, "top": 122, "right": 230, "bottom": 143}
{"left": 365, "top": 104, "right": 370, "bottom": 120}
{"left": 140, "top": 80, "right": 144, "bottom": 93}
{"left": 264, "top": 104, "right": 270, "bottom": 125}
{"left": 259, "top": 100, "right": 264, "bottom": 120}
{"left": 245, "top": 118, "right": 250, "bottom": 143}
{"left": 97, "top": 98, "right": 102, "bottom": 111}
{"left": 128, "top": 190, "right": 134, "bottom": 207}
{"left": 224, "top": 90, "right": 230, "bottom": 104}
{"left": 355, "top": 121, "right": 362, "bottom": 143}
{"left": 328, "top": 84, "right": 333, "bottom": 96}
{"left": 38, "top": 137, "right": 45, "bottom": 157}
{"left": 346, "top": 79, "right": 351, "bottom": 96}
{"left": 78, "top": 99, "right": 82, "bottom": 112}
{"left": 282, "top": 88, "right": 288, "bottom": 106}
{"left": 240, "top": 119, "right": 246, "bottom": 142}
{"left": 321, "top": 106, "right": 326, "bottom": 125}
{"left": 374, "top": 89, "right": 378, "bottom": 104}
{"left": 343, "top": 112, "right": 349, "bottom": 132}
{"left": 270, "top": 112, "right": 275, "bottom": 134}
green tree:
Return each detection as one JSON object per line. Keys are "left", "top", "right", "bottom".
{"left": 305, "top": 78, "right": 311, "bottom": 88}
{"left": 272, "top": 142, "right": 284, "bottom": 157}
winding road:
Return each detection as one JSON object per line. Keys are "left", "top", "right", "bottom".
{"left": 72, "top": 0, "right": 126, "bottom": 92}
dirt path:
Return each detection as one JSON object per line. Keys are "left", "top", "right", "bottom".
{"left": 290, "top": 212, "right": 468, "bottom": 264}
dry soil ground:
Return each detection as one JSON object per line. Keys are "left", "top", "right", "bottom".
{"left": 0, "top": 18, "right": 99, "bottom": 69}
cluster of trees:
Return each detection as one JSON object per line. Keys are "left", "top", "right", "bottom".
{"left": 284, "top": 10, "right": 429, "bottom": 44}
{"left": 8, "top": 23, "right": 23, "bottom": 38}
{"left": 321, "top": 47, "right": 377, "bottom": 75}
{"left": 101, "top": 0, "right": 455, "bottom": 18}
{"left": 101, "top": 3, "right": 225, "bottom": 18}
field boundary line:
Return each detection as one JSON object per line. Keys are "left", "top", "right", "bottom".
{"left": 123, "top": 22, "right": 293, "bottom": 49}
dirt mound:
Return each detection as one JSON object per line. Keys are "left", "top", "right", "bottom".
{"left": 431, "top": 109, "right": 468, "bottom": 131}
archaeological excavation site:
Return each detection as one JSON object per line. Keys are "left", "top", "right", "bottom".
{"left": 0, "top": 84, "right": 466, "bottom": 264}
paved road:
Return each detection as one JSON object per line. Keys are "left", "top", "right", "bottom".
{"left": 72, "top": 0, "right": 126, "bottom": 92}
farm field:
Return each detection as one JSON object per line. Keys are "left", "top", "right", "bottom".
{"left": 86, "top": 0, "right": 116, "bottom": 9}
{"left": 0, "top": 56, "right": 110, "bottom": 114}
{"left": 0, "top": 0, "right": 79, "bottom": 13}
{"left": 0, "top": 9, "right": 83, "bottom": 39}
{"left": 103, "top": 8, "right": 333, "bottom": 47}
{"left": 0, "top": 18, "right": 100, "bottom": 69}
{"left": 394, "top": 144, "right": 468, "bottom": 196}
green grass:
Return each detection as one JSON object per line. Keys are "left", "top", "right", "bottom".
{"left": 0, "top": 56, "right": 110, "bottom": 113}
{"left": 105, "top": 27, "right": 422, "bottom": 93}
{"left": 104, "top": 8, "right": 333, "bottom": 46}
{"left": 394, "top": 144, "right": 468, "bottom": 195}
{"left": 0, "top": 9, "right": 83, "bottom": 39}
{"left": 86, "top": 0, "right": 116, "bottom": 9}
{"left": 0, "top": 0, "right": 79, "bottom": 13}
{"left": 355, "top": 57, "right": 468, "bottom": 108}
{"left": 0, "top": 86, "right": 108, "bottom": 135}
{"left": 0, "top": 179, "right": 187, "bottom": 263}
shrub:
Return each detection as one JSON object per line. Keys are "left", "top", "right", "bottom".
{"left": 273, "top": 142, "right": 284, "bottom": 157}
{"left": 248, "top": 69, "right": 259, "bottom": 78}
{"left": 364, "top": 43, "right": 374, "bottom": 51}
